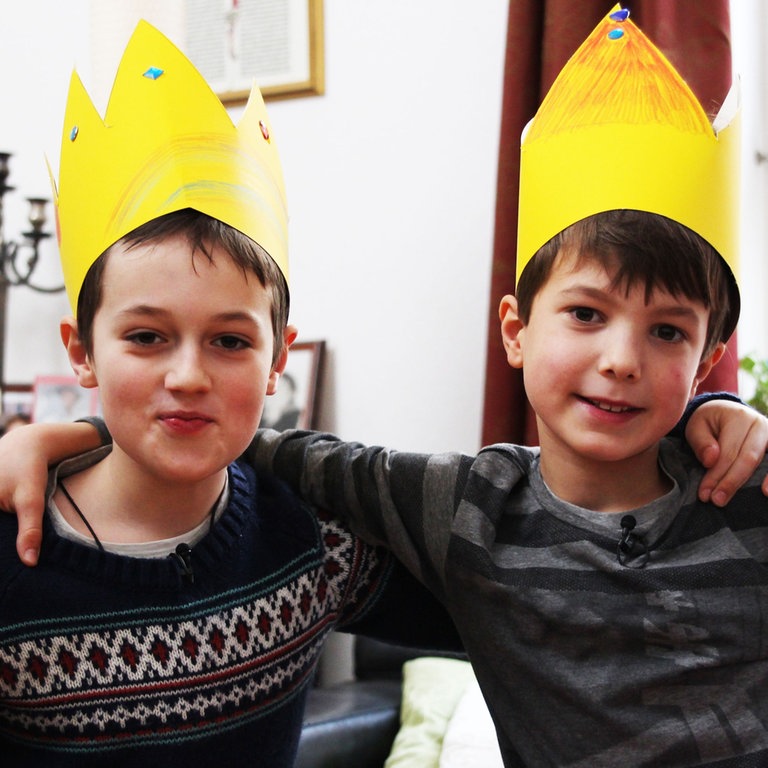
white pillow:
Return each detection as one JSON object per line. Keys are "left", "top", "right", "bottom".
{"left": 439, "top": 674, "right": 504, "bottom": 768}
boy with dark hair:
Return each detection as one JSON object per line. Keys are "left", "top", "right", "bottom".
{"left": 243, "top": 10, "right": 768, "bottom": 765}
{"left": 0, "top": 22, "right": 458, "bottom": 766}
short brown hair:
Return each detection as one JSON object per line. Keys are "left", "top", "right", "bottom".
{"left": 76, "top": 209, "right": 290, "bottom": 365}
{"left": 515, "top": 210, "right": 737, "bottom": 357}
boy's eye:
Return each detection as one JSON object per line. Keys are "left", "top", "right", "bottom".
{"left": 213, "top": 335, "right": 251, "bottom": 351}
{"left": 653, "top": 324, "right": 684, "bottom": 342}
{"left": 127, "top": 331, "right": 162, "bottom": 345}
{"left": 570, "top": 307, "right": 600, "bottom": 323}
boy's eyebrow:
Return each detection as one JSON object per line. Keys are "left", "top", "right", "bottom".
{"left": 118, "top": 304, "right": 265, "bottom": 324}
{"left": 559, "top": 286, "right": 704, "bottom": 318}
{"left": 559, "top": 285, "right": 614, "bottom": 302}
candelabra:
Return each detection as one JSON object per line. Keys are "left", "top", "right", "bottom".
{"left": 0, "top": 152, "right": 65, "bottom": 389}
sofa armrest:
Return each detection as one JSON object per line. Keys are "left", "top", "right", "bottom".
{"left": 295, "top": 679, "right": 402, "bottom": 768}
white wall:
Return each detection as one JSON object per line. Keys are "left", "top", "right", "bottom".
{"left": 0, "top": 0, "right": 507, "bottom": 454}
{"left": 0, "top": 1, "right": 90, "bottom": 390}
{"left": 1, "top": 2, "right": 766, "bottom": 456}
{"left": 257, "top": 2, "right": 507, "bottom": 452}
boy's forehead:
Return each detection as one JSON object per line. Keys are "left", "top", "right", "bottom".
{"left": 550, "top": 246, "right": 615, "bottom": 280}
{"left": 105, "top": 234, "right": 263, "bottom": 294}
{"left": 544, "top": 251, "right": 615, "bottom": 296}
{"left": 548, "top": 248, "right": 708, "bottom": 309}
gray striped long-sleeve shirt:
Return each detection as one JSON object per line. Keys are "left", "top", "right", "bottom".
{"left": 251, "top": 429, "right": 768, "bottom": 767}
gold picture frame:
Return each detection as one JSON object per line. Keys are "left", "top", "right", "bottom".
{"left": 215, "top": 0, "right": 325, "bottom": 104}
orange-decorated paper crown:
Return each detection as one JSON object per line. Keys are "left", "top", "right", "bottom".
{"left": 517, "top": 5, "right": 740, "bottom": 339}
{"left": 52, "top": 20, "right": 288, "bottom": 311}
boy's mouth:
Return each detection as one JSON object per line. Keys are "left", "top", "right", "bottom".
{"left": 581, "top": 397, "right": 639, "bottom": 414}
{"left": 159, "top": 411, "right": 215, "bottom": 429}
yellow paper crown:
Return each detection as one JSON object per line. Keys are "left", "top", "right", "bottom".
{"left": 53, "top": 20, "right": 288, "bottom": 311}
{"left": 517, "top": 5, "right": 739, "bottom": 339}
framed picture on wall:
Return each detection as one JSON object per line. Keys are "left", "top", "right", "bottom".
{"left": 259, "top": 340, "right": 324, "bottom": 430}
{"left": 2, "top": 384, "right": 33, "bottom": 418}
{"left": 32, "top": 376, "right": 101, "bottom": 424}
{"left": 1, "top": 385, "right": 34, "bottom": 434}
{"left": 189, "top": 0, "right": 326, "bottom": 105}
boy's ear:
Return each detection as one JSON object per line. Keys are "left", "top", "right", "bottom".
{"left": 266, "top": 324, "right": 299, "bottom": 395}
{"left": 60, "top": 316, "right": 99, "bottom": 389}
{"left": 499, "top": 295, "right": 525, "bottom": 369}
{"left": 690, "top": 342, "right": 727, "bottom": 398}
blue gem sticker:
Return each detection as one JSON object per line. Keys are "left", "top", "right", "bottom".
{"left": 608, "top": 29, "right": 625, "bottom": 40}
{"left": 609, "top": 9, "right": 630, "bottom": 22}
{"left": 70, "top": 126, "right": 79, "bottom": 142}
{"left": 143, "top": 66, "right": 164, "bottom": 80}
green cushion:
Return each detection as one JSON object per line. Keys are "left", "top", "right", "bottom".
{"left": 384, "top": 657, "right": 474, "bottom": 768}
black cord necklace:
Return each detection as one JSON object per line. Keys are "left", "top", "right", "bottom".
{"left": 57, "top": 480, "right": 220, "bottom": 552}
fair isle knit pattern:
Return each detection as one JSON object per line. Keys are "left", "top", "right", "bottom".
{"left": 255, "top": 430, "right": 768, "bottom": 768}
{"left": 0, "top": 459, "right": 390, "bottom": 766}
{"left": 3, "top": 560, "right": 339, "bottom": 744}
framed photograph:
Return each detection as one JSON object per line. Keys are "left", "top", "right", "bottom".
{"left": 2, "top": 384, "right": 34, "bottom": 428}
{"left": 32, "top": 376, "right": 101, "bottom": 424}
{"left": 90, "top": 0, "right": 324, "bottom": 108}
{"left": 260, "top": 340, "right": 324, "bottom": 430}
{"left": 194, "top": 0, "right": 325, "bottom": 105}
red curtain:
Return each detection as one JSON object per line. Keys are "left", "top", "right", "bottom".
{"left": 482, "top": 0, "right": 735, "bottom": 447}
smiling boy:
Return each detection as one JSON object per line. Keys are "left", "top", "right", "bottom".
{"left": 244, "top": 10, "right": 768, "bottom": 765}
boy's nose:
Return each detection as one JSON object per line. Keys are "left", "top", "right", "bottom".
{"left": 598, "top": 331, "right": 641, "bottom": 380}
{"left": 165, "top": 346, "right": 212, "bottom": 392}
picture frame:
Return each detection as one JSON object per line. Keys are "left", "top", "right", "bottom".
{"left": 206, "top": 0, "right": 326, "bottom": 105}
{"left": 32, "top": 376, "right": 101, "bottom": 424}
{"left": 260, "top": 340, "right": 324, "bottom": 430}
{"left": 2, "top": 384, "right": 34, "bottom": 419}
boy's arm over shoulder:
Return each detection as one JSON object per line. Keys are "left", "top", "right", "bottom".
{"left": 251, "top": 393, "right": 768, "bottom": 520}
{"left": 252, "top": 440, "right": 465, "bottom": 652}
{"left": 247, "top": 429, "right": 480, "bottom": 597}
{"left": 248, "top": 428, "right": 443, "bottom": 539}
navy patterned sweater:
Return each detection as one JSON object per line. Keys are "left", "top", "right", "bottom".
{"left": 0, "top": 459, "right": 451, "bottom": 766}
